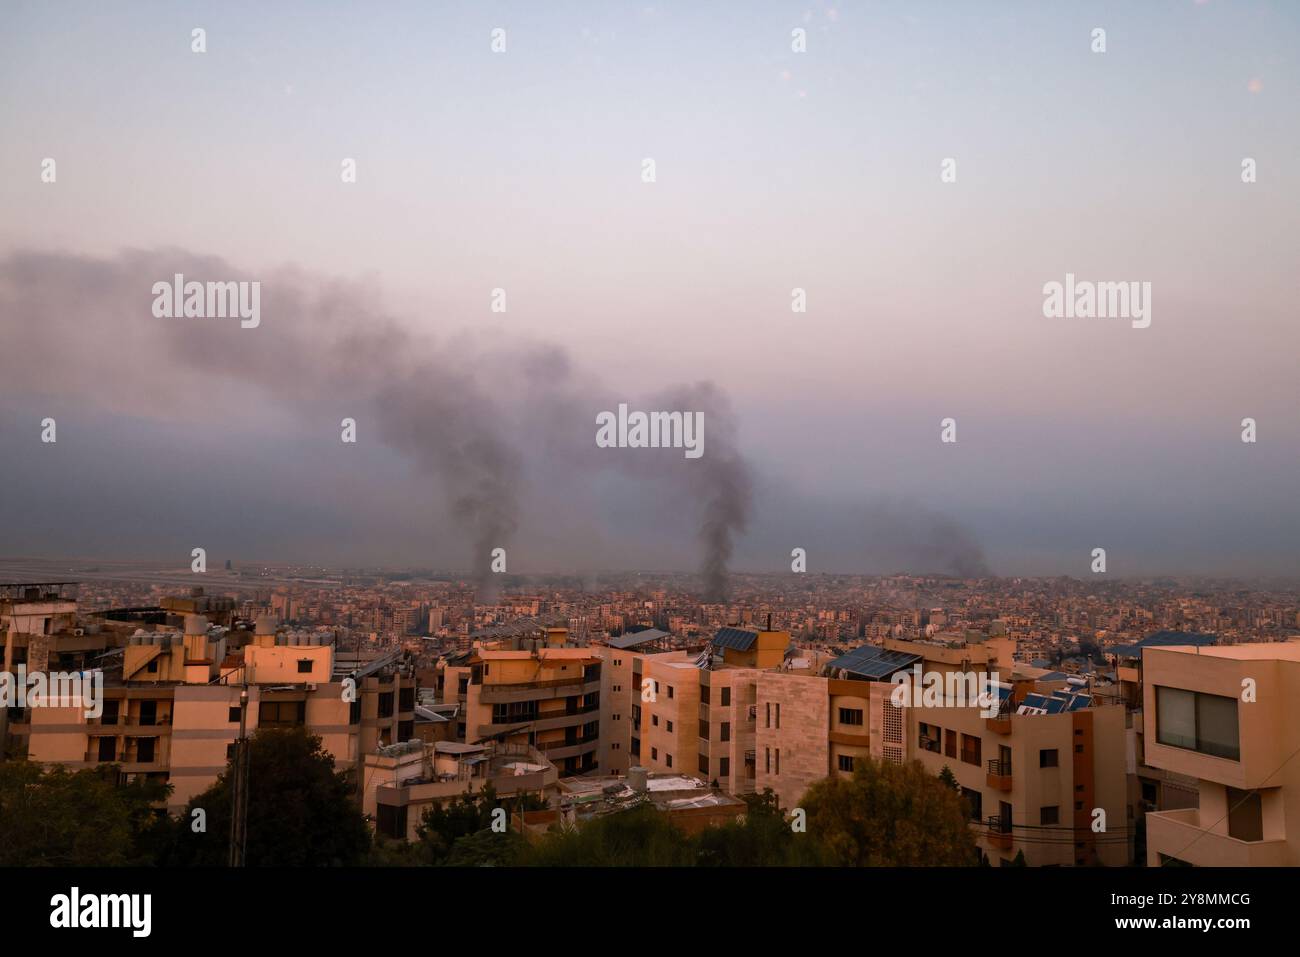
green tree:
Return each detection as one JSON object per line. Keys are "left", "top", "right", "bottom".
{"left": 171, "top": 727, "right": 369, "bottom": 866}
{"left": 937, "top": 765, "right": 959, "bottom": 791}
{"left": 522, "top": 802, "right": 695, "bottom": 866}
{"left": 799, "top": 757, "right": 978, "bottom": 866}
{"left": 0, "top": 761, "right": 171, "bottom": 866}
{"left": 694, "top": 787, "right": 830, "bottom": 866}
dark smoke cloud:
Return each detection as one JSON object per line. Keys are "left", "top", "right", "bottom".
{"left": 0, "top": 248, "right": 757, "bottom": 599}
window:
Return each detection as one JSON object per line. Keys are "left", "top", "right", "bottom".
{"left": 700, "top": 686, "right": 710, "bottom": 704}
{"left": 765, "top": 702, "right": 771, "bottom": 728}
{"left": 651, "top": 747, "right": 658, "bottom": 760}
{"left": 1075, "top": 745, "right": 1084, "bottom": 753}
{"left": 296, "top": 658, "right": 313, "bottom": 674}
{"left": 961, "top": 787, "right": 982, "bottom": 821}
{"left": 944, "top": 729, "right": 957, "bottom": 758}
{"left": 228, "top": 706, "right": 241, "bottom": 723}
{"left": 1039, "top": 748, "right": 1059, "bottom": 768}
{"left": 765, "top": 747, "right": 770, "bottom": 773}
{"left": 1156, "top": 687, "right": 1240, "bottom": 760}
{"left": 97, "top": 737, "right": 116, "bottom": 761}
{"left": 666, "top": 720, "right": 673, "bottom": 733}
{"left": 721, "top": 687, "right": 731, "bottom": 707}
{"left": 699, "top": 755, "right": 710, "bottom": 775}
{"left": 775, "top": 749, "right": 780, "bottom": 774}
{"left": 378, "top": 692, "right": 394, "bottom": 718}
{"left": 135, "top": 737, "right": 156, "bottom": 763}
{"left": 101, "top": 700, "right": 120, "bottom": 726}
{"left": 699, "top": 719, "right": 709, "bottom": 740}
{"left": 838, "top": 707, "right": 864, "bottom": 726}
{"left": 719, "top": 757, "right": 730, "bottom": 777}
{"left": 258, "top": 700, "right": 306, "bottom": 728}
{"left": 666, "top": 754, "right": 673, "bottom": 768}
{"left": 1040, "top": 806, "right": 1059, "bottom": 825}
{"left": 838, "top": 754, "right": 855, "bottom": 772}
{"left": 668, "top": 686, "right": 674, "bottom": 699}
{"left": 959, "top": 734, "right": 982, "bottom": 767}
{"left": 652, "top": 714, "right": 659, "bottom": 727}
{"left": 720, "top": 722, "right": 730, "bottom": 742}
{"left": 775, "top": 703, "right": 781, "bottom": 729}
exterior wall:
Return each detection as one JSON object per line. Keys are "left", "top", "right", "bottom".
{"left": 755, "top": 672, "right": 829, "bottom": 811}
{"left": 639, "top": 659, "right": 700, "bottom": 775}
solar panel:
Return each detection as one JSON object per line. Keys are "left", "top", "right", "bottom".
{"left": 712, "top": 627, "right": 759, "bottom": 651}
{"left": 827, "top": 644, "right": 921, "bottom": 679}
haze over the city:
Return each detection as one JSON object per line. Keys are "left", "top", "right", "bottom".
{"left": 2, "top": 1, "right": 1297, "bottom": 578}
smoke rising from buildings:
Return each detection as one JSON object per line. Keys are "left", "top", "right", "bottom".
{"left": 0, "top": 249, "right": 766, "bottom": 598}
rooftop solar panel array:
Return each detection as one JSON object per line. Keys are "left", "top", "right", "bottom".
{"left": 826, "top": 644, "right": 921, "bottom": 679}
{"left": 608, "top": 628, "right": 669, "bottom": 649}
{"left": 1017, "top": 688, "right": 1093, "bottom": 715}
{"left": 712, "top": 627, "right": 759, "bottom": 652}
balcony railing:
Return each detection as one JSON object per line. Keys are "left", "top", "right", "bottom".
{"left": 987, "top": 758, "right": 1013, "bottom": 791}
{"left": 919, "top": 737, "right": 942, "bottom": 754}
{"left": 985, "top": 815, "right": 1013, "bottom": 849}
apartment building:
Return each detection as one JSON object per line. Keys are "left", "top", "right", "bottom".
{"left": 22, "top": 611, "right": 416, "bottom": 812}
{"left": 628, "top": 627, "right": 789, "bottom": 793}
{"left": 880, "top": 632, "right": 1128, "bottom": 866}
{"left": 451, "top": 629, "right": 602, "bottom": 776}
{"left": 1142, "top": 642, "right": 1300, "bottom": 866}
{"left": 364, "top": 739, "right": 559, "bottom": 840}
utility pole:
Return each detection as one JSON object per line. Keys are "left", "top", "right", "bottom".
{"left": 228, "top": 685, "right": 250, "bottom": 867}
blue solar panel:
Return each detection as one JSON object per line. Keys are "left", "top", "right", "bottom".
{"left": 713, "top": 627, "right": 759, "bottom": 651}
{"left": 827, "top": 644, "right": 921, "bottom": 679}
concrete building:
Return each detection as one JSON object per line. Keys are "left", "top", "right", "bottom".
{"left": 1143, "top": 642, "right": 1300, "bottom": 866}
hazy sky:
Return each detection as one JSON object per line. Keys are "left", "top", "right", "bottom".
{"left": 1, "top": 1, "right": 1297, "bottom": 579}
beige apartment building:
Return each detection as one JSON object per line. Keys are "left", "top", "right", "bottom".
{"left": 1142, "top": 642, "right": 1300, "bottom": 866}
{"left": 21, "top": 610, "right": 415, "bottom": 812}
{"left": 364, "top": 739, "right": 559, "bottom": 840}
{"left": 443, "top": 628, "right": 602, "bottom": 776}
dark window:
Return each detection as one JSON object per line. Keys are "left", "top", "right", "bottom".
{"left": 721, "top": 688, "right": 731, "bottom": 707}
{"left": 101, "top": 700, "right": 120, "bottom": 726}
{"left": 944, "top": 729, "right": 957, "bottom": 758}
{"left": 719, "top": 757, "right": 730, "bottom": 777}
{"left": 700, "top": 686, "right": 710, "bottom": 705}
{"left": 97, "top": 737, "right": 116, "bottom": 761}
{"left": 258, "top": 700, "right": 306, "bottom": 728}
{"left": 1156, "top": 687, "right": 1241, "bottom": 760}
{"left": 668, "top": 686, "right": 674, "bottom": 699}
{"left": 651, "top": 747, "right": 658, "bottom": 760}
{"left": 720, "top": 722, "right": 731, "bottom": 742}
{"left": 135, "top": 737, "right": 156, "bottom": 763}
{"left": 838, "top": 754, "right": 855, "bottom": 772}
{"left": 1040, "top": 806, "right": 1060, "bottom": 825}
{"left": 960, "top": 734, "right": 982, "bottom": 767}
{"left": 698, "top": 719, "right": 709, "bottom": 740}
{"left": 228, "top": 706, "right": 241, "bottom": 723}
{"left": 699, "top": 754, "right": 709, "bottom": 775}
{"left": 838, "top": 707, "right": 864, "bottom": 726}
{"left": 961, "top": 787, "right": 982, "bottom": 821}
{"left": 666, "top": 754, "right": 672, "bottom": 768}
{"left": 666, "top": 720, "right": 673, "bottom": 733}
{"left": 297, "top": 659, "right": 313, "bottom": 674}
{"left": 1039, "top": 748, "right": 1059, "bottom": 768}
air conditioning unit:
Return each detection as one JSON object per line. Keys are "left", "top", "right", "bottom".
{"left": 305, "top": 683, "right": 317, "bottom": 692}
{"left": 73, "top": 628, "right": 85, "bottom": 637}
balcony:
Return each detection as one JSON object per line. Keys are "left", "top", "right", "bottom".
{"left": 918, "top": 737, "right": 941, "bottom": 754}
{"left": 985, "top": 714, "right": 1012, "bottom": 734}
{"left": 986, "top": 815, "right": 1013, "bottom": 850}
{"left": 1146, "top": 808, "right": 1289, "bottom": 867}
{"left": 986, "top": 759, "right": 1012, "bottom": 792}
